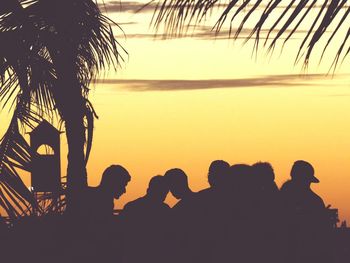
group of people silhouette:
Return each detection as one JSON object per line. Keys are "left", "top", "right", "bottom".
{"left": 75, "top": 159, "right": 333, "bottom": 263}
{"left": 0, "top": 160, "right": 338, "bottom": 263}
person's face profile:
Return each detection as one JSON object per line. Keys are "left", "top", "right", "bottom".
{"left": 113, "top": 180, "right": 129, "bottom": 199}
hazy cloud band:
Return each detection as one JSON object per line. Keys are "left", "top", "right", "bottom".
{"left": 95, "top": 74, "right": 346, "bottom": 91}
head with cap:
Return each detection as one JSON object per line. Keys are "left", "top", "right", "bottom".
{"left": 164, "top": 168, "right": 192, "bottom": 199}
{"left": 291, "top": 160, "right": 319, "bottom": 185}
{"left": 147, "top": 175, "right": 169, "bottom": 202}
{"left": 100, "top": 165, "right": 131, "bottom": 199}
{"left": 208, "top": 160, "right": 230, "bottom": 188}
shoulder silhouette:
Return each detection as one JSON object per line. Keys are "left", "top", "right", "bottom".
{"left": 120, "top": 175, "right": 170, "bottom": 263}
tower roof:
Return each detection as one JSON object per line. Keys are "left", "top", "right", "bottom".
{"left": 29, "top": 120, "right": 61, "bottom": 137}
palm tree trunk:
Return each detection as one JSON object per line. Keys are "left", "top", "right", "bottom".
{"left": 64, "top": 106, "right": 88, "bottom": 212}
{"left": 50, "top": 49, "right": 88, "bottom": 212}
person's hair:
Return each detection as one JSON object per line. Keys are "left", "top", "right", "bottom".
{"left": 208, "top": 160, "right": 230, "bottom": 187}
{"left": 229, "top": 164, "right": 251, "bottom": 177}
{"left": 252, "top": 162, "right": 275, "bottom": 181}
{"left": 164, "top": 168, "right": 188, "bottom": 185}
{"left": 147, "top": 175, "right": 169, "bottom": 198}
{"left": 100, "top": 165, "right": 131, "bottom": 188}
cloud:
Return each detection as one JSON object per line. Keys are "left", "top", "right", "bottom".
{"left": 103, "top": 1, "right": 313, "bottom": 41}
{"left": 101, "top": 1, "right": 300, "bottom": 14}
{"left": 95, "top": 74, "right": 340, "bottom": 91}
{"left": 101, "top": 1, "right": 234, "bottom": 14}
{"left": 118, "top": 21, "right": 138, "bottom": 26}
{"left": 115, "top": 25, "right": 308, "bottom": 41}
{"left": 100, "top": 1, "right": 159, "bottom": 13}
{"left": 101, "top": 1, "right": 343, "bottom": 14}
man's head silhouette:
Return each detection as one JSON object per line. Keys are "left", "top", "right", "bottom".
{"left": 147, "top": 175, "right": 169, "bottom": 202}
{"left": 252, "top": 162, "right": 275, "bottom": 183}
{"left": 208, "top": 160, "right": 230, "bottom": 188}
{"left": 291, "top": 160, "right": 319, "bottom": 184}
{"left": 164, "top": 168, "right": 191, "bottom": 199}
{"left": 100, "top": 165, "right": 131, "bottom": 199}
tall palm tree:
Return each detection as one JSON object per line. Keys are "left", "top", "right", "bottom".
{"left": 153, "top": 0, "right": 350, "bottom": 70}
{"left": 0, "top": 0, "right": 124, "bottom": 217}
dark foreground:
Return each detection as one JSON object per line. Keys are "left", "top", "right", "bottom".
{"left": 0, "top": 214, "right": 349, "bottom": 263}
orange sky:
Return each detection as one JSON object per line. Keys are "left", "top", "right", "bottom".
{"left": 91, "top": 1, "right": 350, "bottom": 222}
{"left": 1, "top": 1, "right": 350, "bottom": 223}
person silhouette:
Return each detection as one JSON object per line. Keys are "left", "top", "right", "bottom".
{"left": 164, "top": 168, "right": 197, "bottom": 263}
{"left": 208, "top": 160, "right": 231, "bottom": 189}
{"left": 164, "top": 168, "right": 195, "bottom": 205}
{"left": 251, "top": 162, "right": 281, "bottom": 263}
{"left": 252, "top": 162, "right": 279, "bottom": 194}
{"left": 193, "top": 160, "right": 230, "bottom": 263}
{"left": 120, "top": 175, "right": 170, "bottom": 263}
{"left": 66, "top": 164, "right": 131, "bottom": 263}
{"left": 85, "top": 164, "right": 131, "bottom": 220}
{"left": 280, "top": 160, "right": 330, "bottom": 263}
{"left": 193, "top": 160, "right": 231, "bottom": 221}
{"left": 280, "top": 160, "right": 325, "bottom": 221}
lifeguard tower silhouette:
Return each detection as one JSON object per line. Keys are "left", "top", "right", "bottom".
{"left": 30, "top": 120, "right": 63, "bottom": 214}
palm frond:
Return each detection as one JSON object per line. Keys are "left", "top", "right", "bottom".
{"left": 0, "top": 112, "right": 35, "bottom": 218}
{"left": 154, "top": 0, "right": 350, "bottom": 69}
{"left": 22, "top": 0, "right": 126, "bottom": 87}
{"left": 0, "top": 21, "right": 58, "bottom": 118}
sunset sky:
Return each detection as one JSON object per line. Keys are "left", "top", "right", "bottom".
{"left": 1, "top": 0, "right": 350, "bottom": 222}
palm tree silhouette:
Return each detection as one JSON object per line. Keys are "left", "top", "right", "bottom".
{"left": 0, "top": 0, "right": 124, "bottom": 217}
{"left": 153, "top": 0, "right": 349, "bottom": 70}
